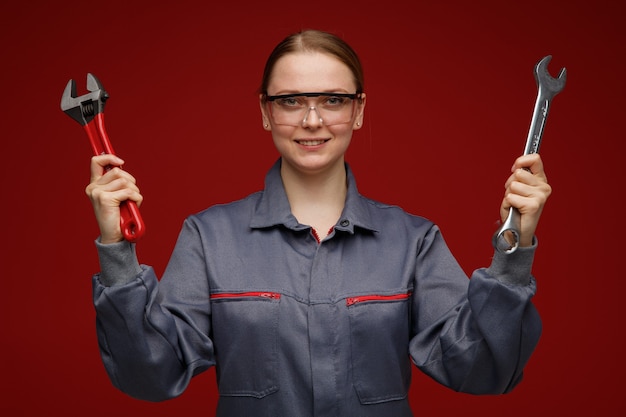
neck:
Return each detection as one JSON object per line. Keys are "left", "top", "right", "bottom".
{"left": 280, "top": 159, "right": 347, "bottom": 238}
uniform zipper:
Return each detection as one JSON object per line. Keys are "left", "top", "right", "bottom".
{"left": 210, "top": 292, "right": 281, "bottom": 300}
{"left": 346, "top": 293, "right": 412, "bottom": 306}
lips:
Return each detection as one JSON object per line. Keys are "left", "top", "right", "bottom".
{"left": 296, "top": 139, "right": 329, "bottom": 146}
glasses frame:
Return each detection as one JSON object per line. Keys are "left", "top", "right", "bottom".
{"left": 265, "top": 92, "right": 360, "bottom": 101}
{"left": 265, "top": 92, "right": 362, "bottom": 127}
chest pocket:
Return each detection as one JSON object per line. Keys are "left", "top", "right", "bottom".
{"left": 347, "top": 292, "right": 412, "bottom": 404}
{"left": 210, "top": 292, "right": 281, "bottom": 398}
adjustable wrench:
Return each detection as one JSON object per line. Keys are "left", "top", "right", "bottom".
{"left": 61, "top": 73, "right": 145, "bottom": 242}
{"left": 493, "top": 55, "right": 566, "bottom": 254}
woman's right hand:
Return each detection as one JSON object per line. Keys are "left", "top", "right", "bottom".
{"left": 85, "top": 154, "right": 143, "bottom": 244}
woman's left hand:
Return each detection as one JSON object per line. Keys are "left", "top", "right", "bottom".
{"left": 500, "top": 154, "right": 552, "bottom": 247}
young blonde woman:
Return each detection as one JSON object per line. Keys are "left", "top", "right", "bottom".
{"left": 87, "top": 29, "right": 551, "bottom": 417}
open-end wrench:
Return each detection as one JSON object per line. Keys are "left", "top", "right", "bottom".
{"left": 61, "top": 73, "right": 145, "bottom": 242}
{"left": 493, "top": 55, "right": 566, "bottom": 254}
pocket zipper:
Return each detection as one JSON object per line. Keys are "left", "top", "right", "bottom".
{"left": 211, "top": 292, "right": 281, "bottom": 300}
{"left": 346, "top": 293, "right": 411, "bottom": 306}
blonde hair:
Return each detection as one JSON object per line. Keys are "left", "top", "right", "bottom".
{"left": 259, "top": 29, "right": 364, "bottom": 102}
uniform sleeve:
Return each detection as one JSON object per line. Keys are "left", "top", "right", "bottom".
{"left": 93, "top": 218, "right": 215, "bottom": 401}
{"left": 409, "top": 225, "right": 541, "bottom": 394}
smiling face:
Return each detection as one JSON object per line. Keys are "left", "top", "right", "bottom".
{"left": 260, "top": 51, "right": 366, "bottom": 176}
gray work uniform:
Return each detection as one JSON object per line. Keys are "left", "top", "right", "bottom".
{"left": 93, "top": 159, "right": 541, "bottom": 417}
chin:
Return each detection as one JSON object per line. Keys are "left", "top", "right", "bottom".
{"left": 284, "top": 155, "right": 344, "bottom": 175}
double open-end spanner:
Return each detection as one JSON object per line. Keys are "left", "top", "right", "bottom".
{"left": 493, "top": 55, "right": 566, "bottom": 254}
{"left": 61, "top": 73, "right": 145, "bottom": 242}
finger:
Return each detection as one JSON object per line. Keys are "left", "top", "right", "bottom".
{"left": 96, "top": 167, "right": 138, "bottom": 188}
{"left": 505, "top": 166, "right": 550, "bottom": 194}
{"left": 106, "top": 188, "right": 143, "bottom": 207}
{"left": 89, "top": 185, "right": 143, "bottom": 209}
{"left": 95, "top": 175, "right": 141, "bottom": 195}
{"left": 86, "top": 169, "right": 142, "bottom": 208}
{"left": 511, "top": 154, "right": 546, "bottom": 179}
{"left": 505, "top": 178, "right": 551, "bottom": 208}
{"left": 90, "top": 154, "right": 125, "bottom": 181}
{"left": 507, "top": 169, "right": 539, "bottom": 189}
{"left": 505, "top": 179, "right": 551, "bottom": 205}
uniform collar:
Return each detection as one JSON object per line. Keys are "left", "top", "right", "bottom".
{"left": 250, "top": 159, "right": 379, "bottom": 234}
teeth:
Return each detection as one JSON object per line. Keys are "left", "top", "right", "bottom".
{"left": 298, "top": 140, "right": 326, "bottom": 146}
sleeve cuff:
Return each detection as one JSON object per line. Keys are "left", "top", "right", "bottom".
{"left": 95, "top": 238, "right": 142, "bottom": 287}
{"left": 486, "top": 237, "right": 537, "bottom": 286}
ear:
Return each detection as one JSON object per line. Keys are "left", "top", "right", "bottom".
{"left": 353, "top": 93, "right": 366, "bottom": 130}
{"left": 259, "top": 94, "right": 272, "bottom": 130}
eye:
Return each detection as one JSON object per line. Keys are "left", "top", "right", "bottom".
{"left": 277, "top": 97, "right": 304, "bottom": 108}
{"left": 322, "top": 96, "right": 349, "bottom": 107}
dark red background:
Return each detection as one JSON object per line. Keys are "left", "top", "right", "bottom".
{"left": 2, "top": 0, "right": 624, "bottom": 415}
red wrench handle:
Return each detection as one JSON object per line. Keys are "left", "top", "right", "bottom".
{"left": 119, "top": 197, "right": 145, "bottom": 243}
{"left": 84, "top": 113, "right": 145, "bottom": 242}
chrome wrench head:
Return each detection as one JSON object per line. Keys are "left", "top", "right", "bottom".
{"left": 535, "top": 55, "right": 567, "bottom": 101}
{"left": 60, "top": 73, "right": 109, "bottom": 126}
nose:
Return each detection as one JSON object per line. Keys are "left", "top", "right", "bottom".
{"left": 302, "top": 106, "right": 323, "bottom": 128}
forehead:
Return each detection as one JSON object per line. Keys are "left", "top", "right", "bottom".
{"left": 267, "top": 51, "right": 356, "bottom": 94}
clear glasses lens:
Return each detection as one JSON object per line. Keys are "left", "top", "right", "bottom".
{"left": 268, "top": 93, "right": 358, "bottom": 126}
